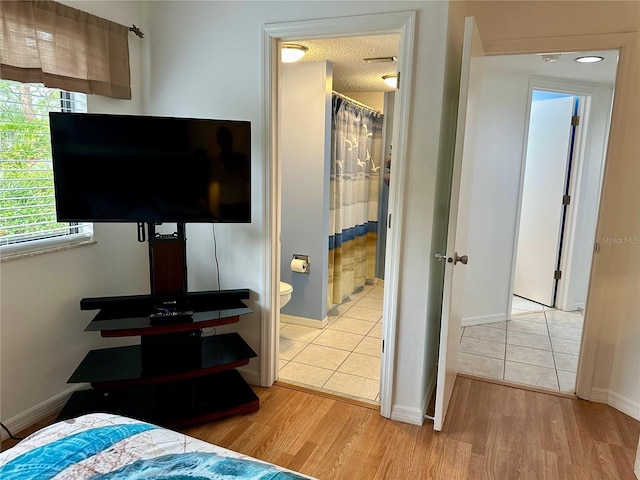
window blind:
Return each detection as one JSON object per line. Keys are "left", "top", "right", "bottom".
{"left": 0, "top": 79, "right": 91, "bottom": 251}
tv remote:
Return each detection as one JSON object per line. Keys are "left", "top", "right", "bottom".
{"left": 149, "top": 310, "right": 194, "bottom": 324}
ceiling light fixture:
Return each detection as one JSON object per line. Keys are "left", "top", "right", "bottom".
{"left": 575, "top": 55, "right": 604, "bottom": 63}
{"left": 382, "top": 74, "right": 397, "bottom": 89}
{"left": 281, "top": 44, "right": 308, "bottom": 63}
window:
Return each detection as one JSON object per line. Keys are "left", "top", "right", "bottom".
{"left": 0, "top": 79, "right": 91, "bottom": 255}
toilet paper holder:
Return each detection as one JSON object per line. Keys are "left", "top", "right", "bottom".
{"left": 291, "top": 254, "right": 310, "bottom": 274}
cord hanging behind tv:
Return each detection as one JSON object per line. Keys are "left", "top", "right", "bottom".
{"left": 49, "top": 112, "right": 251, "bottom": 223}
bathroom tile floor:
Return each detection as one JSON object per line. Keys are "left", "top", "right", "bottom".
{"left": 459, "top": 296, "right": 584, "bottom": 393}
{"left": 278, "top": 284, "right": 383, "bottom": 405}
{"left": 279, "top": 290, "right": 582, "bottom": 402}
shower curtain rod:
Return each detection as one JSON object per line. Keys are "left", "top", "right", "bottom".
{"left": 332, "top": 91, "right": 382, "bottom": 116}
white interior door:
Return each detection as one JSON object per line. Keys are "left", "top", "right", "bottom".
{"left": 433, "top": 17, "right": 484, "bottom": 432}
{"left": 514, "top": 95, "right": 575, "bottom": 307}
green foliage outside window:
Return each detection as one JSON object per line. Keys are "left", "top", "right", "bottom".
{"left": 0, "top": 81, "right": 67, "bottom": 244}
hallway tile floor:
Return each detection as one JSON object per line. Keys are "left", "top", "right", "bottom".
{"left": 278, "top": 284, "right": 383, "bottom": 405}
{"left": 459, "top": 296, "right": 584, "bottom": 393}
{"left": 279, "top": 290, "right": 582, "bottom": 401}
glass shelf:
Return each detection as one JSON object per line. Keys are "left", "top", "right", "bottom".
{"left": 69, "top": 333, "right": 257, "bottom": 387}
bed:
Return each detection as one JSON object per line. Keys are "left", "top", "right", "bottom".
{"left": 0, "top": 413, "right": 316, "bottom": 479}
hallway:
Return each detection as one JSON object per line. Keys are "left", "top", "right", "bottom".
{"left": 459, "top": 296, "right": 583, "bottom": 393}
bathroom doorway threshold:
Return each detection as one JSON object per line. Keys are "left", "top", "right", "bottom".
{"left": 262, "top": 12, "right": 417, "bottom": 421}
{"left": 274, "top": 381, "right": 380, "bottom": 410}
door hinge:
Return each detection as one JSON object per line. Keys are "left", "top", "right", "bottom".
{"left": 554, "top": 270, "right": 562, "bottom": 280}
{"left": 382, "top": 339, "right": 385, "bottom": 353}
{"left": 562, "top": 195, "right": 571, "bottom": 205}
{"left": 571, "top": 115, "right": 580, "bottom": 126}
{"left": 388, "top": 213, "right": 391, "bottom": 229}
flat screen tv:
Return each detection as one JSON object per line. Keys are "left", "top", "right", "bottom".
{"left": 49, "top": 112, "right": 251, "bottom": 223}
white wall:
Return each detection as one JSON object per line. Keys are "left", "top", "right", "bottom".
{"left": 462, "top": 65, "right": 612, "bottom": 324}
{"left": 2, "top": 0, "right": 636, "bottom": 433}
{"left": 0, "top": 1, "right": 451, "bottom": 428}
{"left": 0, "top": 1, "right": 147, "bottom": 429}
{"left": 280, "top": 61, "right": 332, "bottom": 321}
{"left": 140, "top": 1, "right": 451, "bottom": 421}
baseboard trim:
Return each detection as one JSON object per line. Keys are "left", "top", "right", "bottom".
{"left": 589, "top": 387, "right": 640, "bottom": 421}
{"left": 589, "top": 387, "right": 610, "bottom": 403}
{"left": 0, "top": 384, "right": 86, "bottom": 441}
{"left": 238, "top": 368, "right": 260, "bottom": 387}
{"left": 562, "top": 302, "right": 585, "bottom": 312}
{"left": 390, "top": 404, "right": 424, "bottom": 425}
{"left": 1, "top": 370, "right": 265, "bottom": 442}
{"left": 634, "top": 437, "right": 640, "bottom": 479}
{"left": 281, "top": 313, "right": 327, "bottom": 329}
{"left": 462, "top": 313, "right": 506, "bottom": 327}
{"left": 609, "top": 390, "right": 640, "bottom": 421}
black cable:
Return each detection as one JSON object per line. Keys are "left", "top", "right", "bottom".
{"left": 0, "top": 421, "right": 25, "bottom": 441}
{"left": 211, "top": 223, "right": 221, "bottom": 337}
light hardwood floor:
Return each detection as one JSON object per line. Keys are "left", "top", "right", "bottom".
{"left": 3, "top": 377, "right": 639, "bottom": 479}
{"left": 182, "top": 377, "right": 640, "bottom": 479}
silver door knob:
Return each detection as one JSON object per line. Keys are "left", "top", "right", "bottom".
{"left": 435, "top": 253, "right": 447, "bottom": 261}
{"left": 447, "top": 252, "right": 468, "bottom": 265}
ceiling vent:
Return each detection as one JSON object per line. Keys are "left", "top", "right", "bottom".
{"left": 364, "top": 56, "right": 397, "bottom": 63}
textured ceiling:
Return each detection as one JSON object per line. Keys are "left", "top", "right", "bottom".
{"left": 485, "top": 50, "right": 618, "bottom": 85}
{"left": 288, "top": 36, "right": 618, "bottom": 95}
{"left": 290, "top": 34, "right": 400, "bottom": 93}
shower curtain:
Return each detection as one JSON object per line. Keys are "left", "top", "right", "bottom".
{"left": 328, "top": 93, "right": 383, "bottom": 308}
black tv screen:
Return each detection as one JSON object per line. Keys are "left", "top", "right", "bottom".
{"left": 49, "top": 112, "right": 251, "bottom": 223}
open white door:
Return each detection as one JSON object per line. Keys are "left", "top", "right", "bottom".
{"left": 433, "top": 17, "right": 484, "bottom": 431}
{"left": 514, "top": 95, "right": 575, "bottom": 307}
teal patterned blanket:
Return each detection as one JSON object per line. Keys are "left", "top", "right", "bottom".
{"left": 0, "top": 413, "right": 314, "bottom": 480}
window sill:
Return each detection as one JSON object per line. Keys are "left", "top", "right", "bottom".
{"left": 1, "top": 239, "right": 97, "bottom": 262}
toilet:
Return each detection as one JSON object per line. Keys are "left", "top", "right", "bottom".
{"left": 279, "top": 281, "right": 293, "bottom": 308}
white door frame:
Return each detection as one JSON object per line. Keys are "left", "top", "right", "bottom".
{"left": 260, "top": 11, "right": 416, "bottom": 418}
{"left": 507, "top": 76, "right": 613, "bottom": 315}
{"left": 485, "top": 32, "right": 634, "bottom": 401}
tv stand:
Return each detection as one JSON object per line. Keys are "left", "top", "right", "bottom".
{"left": 57, "top": 223, "right": 259, "bottom": 427}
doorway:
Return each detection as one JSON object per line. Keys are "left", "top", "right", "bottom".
{"left": 261, "top": 12, "right": 416, "bottom": 418}
{"left": 277, "top": 35, "right": 397, "bottom": 406}
{"left": 458, "top": 50, "right": 617, "bottom": 394}
{"left": 514, "top": 90, "right": 581, "bottom": 309}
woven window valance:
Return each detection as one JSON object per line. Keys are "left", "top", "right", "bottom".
{"left": 0, "top": 0, "right": 131, "bottom": 99}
